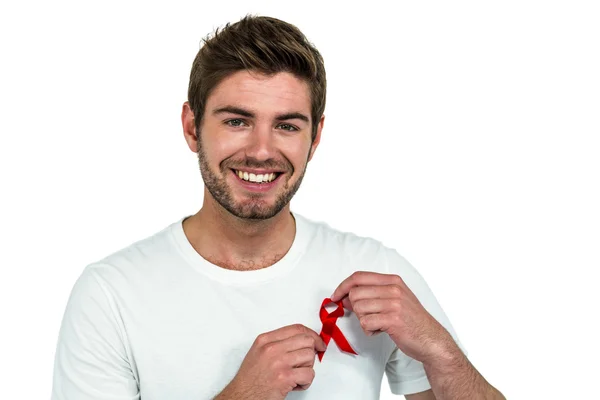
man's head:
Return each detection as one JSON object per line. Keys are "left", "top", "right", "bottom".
{"left": 182, "top": 15, "right": 326, "bottom": 220}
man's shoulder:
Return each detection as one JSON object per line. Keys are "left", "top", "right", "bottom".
{"left": 296, "top": 212, "right": 423, "bottom": 274}
{"left": 295, "top": 212, "right": 395, "bottom": 257}
{"left": 83, "top": 217, "right": 184, "bottom": 285}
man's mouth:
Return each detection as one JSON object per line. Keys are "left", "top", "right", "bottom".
{"left": 231, "top": 169, "right": 283, "bottom": 184}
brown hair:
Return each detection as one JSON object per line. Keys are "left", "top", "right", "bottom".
{"left": 187, "top": 15, "right": 326, "bottom": 142}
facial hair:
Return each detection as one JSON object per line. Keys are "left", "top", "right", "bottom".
{"left": 196, "top": 132, "right": 309, "bottom": 220}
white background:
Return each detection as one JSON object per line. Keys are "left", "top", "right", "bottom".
{"left": 1, "top": 1, "right": 599, "bottom": 399}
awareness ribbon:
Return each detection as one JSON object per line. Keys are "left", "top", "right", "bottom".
{"left": 317, "top": 297, "right": 358, "bottom": 362}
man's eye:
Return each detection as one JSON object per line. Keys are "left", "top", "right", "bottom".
{"left": 226, "top": 119, "right": 246, "bottom": 127}
{"left": 279, "top": 124, "right": 298, "bottom": 132}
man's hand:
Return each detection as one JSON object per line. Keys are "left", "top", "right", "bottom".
{"left": 330, "top": 271, "right": 506, "bottom": 399}
{"left": 330, "top": 271, "right": 456, "bottom": 364}
{"left": 217, "top": 324, "right": 327, "bottom": 400}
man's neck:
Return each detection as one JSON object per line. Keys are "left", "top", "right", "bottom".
{"left": 182, "top": 201, "right": 296, "bottom": 271}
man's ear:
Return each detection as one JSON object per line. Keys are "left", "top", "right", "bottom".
{"left": 308, "top": 114, "right": 325, "bottom": 162}
{"left": 181, "top": 101, "right": 198, "bottom": 153}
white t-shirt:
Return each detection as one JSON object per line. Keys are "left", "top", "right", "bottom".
{"left": 52, "top": 212, "right": 467, "bottom": 399}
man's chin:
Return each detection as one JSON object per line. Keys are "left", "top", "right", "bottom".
{"left": 231, "top": 210, "right": 281, "bottom": 220}
{"left": 226, "top": 201, "right": 286, "bottom": 220}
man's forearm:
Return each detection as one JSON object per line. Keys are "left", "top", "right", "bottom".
{"left": 423, "top": 344, "right": 505, "bottom": 400}
{"left": 213, "top": 385, "right": 244, "bottom": 400}
{"left": 213, "top": 379, "right": 276, "bottom": 400}
{"left": 213, "top": 381, "right": 247, "bottom": 400}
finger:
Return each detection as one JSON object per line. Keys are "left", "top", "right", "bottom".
{"left": 358, "top": 313, "right": 392, "bottom": 334}
{"left": 258, "top": 324, "right": 321, "bottom": 346}
{"left": 349, "top": 284, "right": 403, "bottom": 303}
{"left": 341, "top": 295, "right": 353, "bottom": 311}
{"left": 280, "top": 333, "right": 327, "bottom": 353}
{"left": 286, "top": 347, "right": 319, "bottom": 368}
{"left": 352, "top": 298, "right": 391, "bottom": 316}
{"left": 331, "top": 271, "right": 400, "bottom": 302}
{"left": 290, "top": 367, "right": 315, "bottom": 391}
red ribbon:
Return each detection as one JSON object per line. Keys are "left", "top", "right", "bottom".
{"left": 317, "top": 297, "right": 358, "bottom": 362}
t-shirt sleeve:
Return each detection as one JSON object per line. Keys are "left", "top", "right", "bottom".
{"left": 383, "top": 248, "right": 468, "bottom": 396}
{"left": 51, "top": 265, "right": 140, "bottom": 400}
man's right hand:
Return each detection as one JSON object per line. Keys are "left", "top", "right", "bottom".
{"left": 217, "top": 324, "right": 327, "bottom": 400}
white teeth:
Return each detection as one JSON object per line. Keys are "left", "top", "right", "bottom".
{"left": 235, "top": 170, "right": 278, "bottom": 183}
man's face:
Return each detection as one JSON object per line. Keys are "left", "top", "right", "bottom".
{"left": 195, "top": 70, "right": 322, "bottom": 220}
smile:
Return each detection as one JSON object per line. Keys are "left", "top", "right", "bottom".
{"left": 232, "top": 169, "right": 282, "bottom": 184}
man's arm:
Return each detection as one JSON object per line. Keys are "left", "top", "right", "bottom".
{"left": 420, "top": 343, "right": 505, "bottom": 400}
{"left": 404, "top": 351, "right": 506, "bottom": 400}
{"left": 405, "top": 389, "right": 436, "bottom": 400}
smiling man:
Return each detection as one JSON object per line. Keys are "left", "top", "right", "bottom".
{"left": 52, "top": 15, "right": 504, "bottom": 400}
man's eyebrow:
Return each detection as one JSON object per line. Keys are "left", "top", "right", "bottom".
{"left": 212, "top": 106, "right": 309, "bottom": 123}
{"left": 212, "top": 106, "right": 254, "bottom": 118}
{"left": 274, "top": 112, "right": 309, "bottom": 123}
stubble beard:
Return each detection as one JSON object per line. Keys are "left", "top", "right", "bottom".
{"left": 196, "top": 133, "right": 309, "bottom": 220}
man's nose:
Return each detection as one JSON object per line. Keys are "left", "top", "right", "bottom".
{"left": 245, "top": 123, "right": 276, "bottom": 160}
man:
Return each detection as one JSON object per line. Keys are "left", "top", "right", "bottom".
{"left": 52, "top": 15, "right": 504, "bottom": 400}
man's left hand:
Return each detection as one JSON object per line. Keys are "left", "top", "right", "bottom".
{"left": 330, "top": 271, "right": 456, "bottom": 364}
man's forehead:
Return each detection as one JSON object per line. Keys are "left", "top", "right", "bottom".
{"left": 207, "top": 70, "right": 311, "bottom": 114}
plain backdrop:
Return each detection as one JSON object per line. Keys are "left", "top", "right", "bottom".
{"left": 1, "top": 1, "right": 599, "bottom": 399}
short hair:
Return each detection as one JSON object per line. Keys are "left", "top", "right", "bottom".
{"left": 187, "top": 15, "right": 326, "bottom": 142}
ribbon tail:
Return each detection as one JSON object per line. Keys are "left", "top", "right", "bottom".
{"left": 317, "top": 329, "right": 332, "bottom": 362}
{"left": 331, "top": 326, "right": 358, "bottom": 355}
